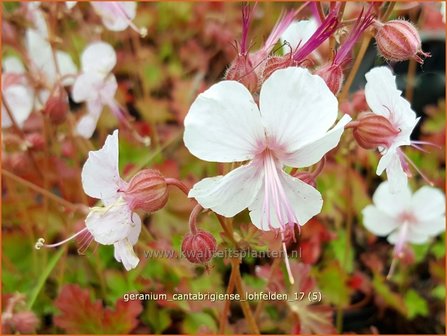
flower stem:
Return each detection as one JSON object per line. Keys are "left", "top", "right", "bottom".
{"left": 165, "top": 178, "right": 190, "bottom": 196}
{"left": 231, "top": 258, "right": 260, "bottom": 334}
{"left": 219, "top": 264, "right": 237, "bottom": 333}
{"left": 188, "top": 204, "right": 203, "bottom": 235}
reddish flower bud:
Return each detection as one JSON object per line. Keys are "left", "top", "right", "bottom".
{"left": 225, "top": 55, "right": 259, "bottom": 93}
{"left": 181, "top": 230, "right": 217, "bottom": 264}
{"left": 261, "top": 55, "right": 294, "bottom": 82}
{"left": 11, "top": 311, "right": 39, "bottom": 334}
{"left": 315, "top": 63, "right": 344, "bottom": 95}
{"left": 122, "top": 169, "right": 168, "bottom": 212}
{"left": 352, "top": 112, "right": 400, "bottom": 149}
{"left": 25, "top": 132, "right": 45, "bottom": 151}
{"left": 2, "top": 21, "right": 16, "bottom": 45}
{"left": 44, "top": 85, "right": 68, "bottom": 124}
{"left": 374, "top": 20, "right": 430, "bottom": 64}
{"left": 294, "top": 171, "right": 317, "bottom": 188}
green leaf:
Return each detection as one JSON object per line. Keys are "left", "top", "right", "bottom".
{"left": 404, "top": 289, "right": 428, "bottom": 319}
{"left": 372, "top": 274, "right": 406, "bottom": 315}
{"left": 182, "top": 312, "right": 217, "bottom": 334}
{"left": 316, "top": 262, "right": 349, "bottom": 306}
{"left": 431, "top": 285, "right": 446, "bottom": 300}
{"left": 328, "top": 229, "right": 353, "bottom": 273}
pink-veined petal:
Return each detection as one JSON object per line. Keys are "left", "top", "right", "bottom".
{"left": 362, "top": 205, "right": 399, "bottom": 236}
{"left": 411, "top": 186, "right": 445, "bottom": 222}
{"left": 91, "top": 2, "right": 137, "bottom": 32}
{"left": 283, "top": 114, "right": 351, "bottom": 167}
{"left": 188, "top": 162, "right": 263, "bottom": 217}
{"left": 259, "top": 67, "right": 338, "bottom": 153}
{"left": 81, "top": 130, "right": 124, "bottom": 200}
{"left": 113, "top": 239, "right": 139, "bottom": 271}
{"left": 371, "top": 181, "right": 412, "bottom": 217}
{"left": 81, "top": 41, "right": 116, "bottom": 75}
{"left": 85, "top": 201, "right": 132, "bottom": 245}
{"left": 248, "top": 170, "right": 322, "bottom": 231}
{"left": 184, "top": 80, "right": 265, "bottom": 163}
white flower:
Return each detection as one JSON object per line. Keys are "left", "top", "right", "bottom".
{"left": 362, "top": 181, "right": 445, "bottom": 257}
{"left": 365, "top": 66, "right": 419, "bottom": 192}
{"left": 184, "top": 67, "right": 351, "bottom": 233}
{"left": 1, "top": 57, "right": 34, "bottom": 128}
{"left": 280, "top": 18, "right": 318, "bottom": 53}
{"left": 81, "top": 130, "right": 141, "bottom": 270}
{"left": 72, "top": 42, "right": 123, "bottom": 138}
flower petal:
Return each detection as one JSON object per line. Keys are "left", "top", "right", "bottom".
{"left": 26, "top": 29, "right": 56, "bottom": 84}
{"left": 371, "top": 181, "right": 411, "bottom": 217}
{"left": 2, "top": 83, "right": 34, "bottom": 128}
{"left": 85, "top": 201, "right": 132, "bottom": 245}
{"left": 385, "top": 153, "right": 408, "bottom": 193}
{"left": 280, "top": 19, "right": 318, "bottom": 52}
{"left": 3, "top": 57, "right": 25, "bottom": 74}
{"left": 411, "top": 186, "right": 445, "bottom": 222}
{"left": 184, "top": 80, "right": 264, "bottom": 163}
{"left": 248, "top": 171, "right": 322, "bottom": 231}
{"left": 362, "top": 205, "right": 399, "bottom": 236}
{"left": 81, "top": 129, "right": 124, "bottom": 200}
{"left": 71, "top": 73, "right": 100, "bottom": 103}
{"left": 283, "top": 114, "right": 351, "bottom": 167}
{"left": 387, "top": 228, "right": 429, "bottom": 245}
{"left": 55, "top": 50, "right": 77, "bottom": 86}
{"left": 189, "top": 162, "right": 263, "bottom": 217}
{"left": 259, "top": 67, "right": 338, "bottom": 153}
{"left": 114, "top": 239, "right": 139, "bottom": 271}
{"left": 411, "top": 218, "right": 445, "bottom": 237}
{"left": 81, "top": 41, "right": 116, "bottom": 76}
{"left": 91, "top": 2, "right": 137, "bottom": 32}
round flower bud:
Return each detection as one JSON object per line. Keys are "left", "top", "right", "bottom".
{"left": 352, "top": 112, "right": 400, "bottom": 150}
{"left": 315, "top": 63, "right": 344, "bottom": 95}
{"left": 374, "top": 20, "right": 430, "bottom": 64}
{"left": 181, "top": 230, "right": 217, "bottom": 264}
{"left": 225, "top": 55, "right": 259, "bottom": 93}
{"left": 122, "top": 169, "right": 168, "bottom": 212}
{"left": 11, "top": 311, "right": 39, "bottom": 334}
{"left": 44, "top": 85, "right": 68, "bottom": 124}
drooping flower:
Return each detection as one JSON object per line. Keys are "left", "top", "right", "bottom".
{"left": 1, "top": 57, "right": 34, "bottom": 129}
{"left": 364, "top": 66, "right": 420, "bottom": 192}
{"left": 362, "top": 181, "right": 445, "bottom": 277}
{"left": 184, "top": 67, "right": 351, "bottom": 282}
{"left": 72, "top": 41, "right": 124, "bottom": 138}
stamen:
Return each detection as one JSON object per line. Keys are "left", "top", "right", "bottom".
{"left": 400, "top": 150, "right": 434, "bottom": 186}
{"left": 281, "top": 231, "right": 295, "bottom": 284}
{"left": 387, "top": 221, "right": 409, "bottom": 279}
{"left": 35, "top": 227, "right": 88, "bottom": 249}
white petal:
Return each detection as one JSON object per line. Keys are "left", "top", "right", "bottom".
{"left": 184, "top": 80, "right": 265, "bottom": 163}
{"left": 81, "top": 130, "right": 123, "bottom": 200}
{"left": 411, "top": 186, "right": 445, "bottom": 221}
{"left": 371, "top": 181, "right": 411, "bottom": 217}
{"left": 2, "top": 83, "right": 34, "bottom": 128}
{"left": 248, "top": 171, "right": 322, "bottom": 231}
{"left": 55, "top": 50, "right": 77, "bottom": 85}
{"left": 259, "top": 67, "right": 338, "bottom": 154}
{"left": 65, "top": 1, "right": 77, "bottom": 10}
{"left": 189, "top": 162, "right": 263, "bottom": 217}
{"left": 86, "top": 201, "right": 132, "bottom": 245}
{"left": 128, "top": 213, "right": 142, "bottom": 245}
{"left": 81, "top": 41, "right": 116, "bottom": 75}
{"left": 26, "top": 29, "right": 56, "bottom": 85}
{"left": 114, "top": 238, "right": 139, "bottom": 271}
{"left": 76, "top": 113, "right": 99, "bottom": 139}
{"left": 99, "top": 75, "right": 118, "bottom": 103}
{"left": 385, "top": 153, "right": 408, "bottom": 193}
{"left": 283, "top": 114, "right": 351, "bottom": 167}
{"left": 71, "top": 73, "right": 103, "bottom": 102}
{"left": 387, "top": 228, "right": 429, "bottom": 245}
{"left": 362, "top": 205, "right": 399, "bottom": 236}
{"left": 91, "top": 2, "right": 137, "bottom": 31}
{"left": 411, "top": 218, "right": 445, "bottom": 237}
{"left": 280, "top": 19, "right": 318, "bottom": 52}
{"left": 3, "top": 57, "right": 25, "bottom": 74}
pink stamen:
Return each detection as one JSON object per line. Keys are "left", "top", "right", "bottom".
{"left": 400, "top": 150, "right": 434, "bottom": 186}
{"left": 387, "top": 221, "right": 409, "bottom": 279}
{"left": 281, "top": 231, "right": 295, "bottom": 284}
{"left": 35, "top": 227, "right": 88, "bottom": 249}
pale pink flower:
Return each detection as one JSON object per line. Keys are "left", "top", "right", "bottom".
{"left": 184, "top": 67, "right": 351, "bottom": 282}
{"left": 364, "top": 66, "right": 420, "bottom": 192}
{"left": 72, "top": 41, "right": 124, "bottom": 138}
{"left": 362, "top": 181, "right": 445, "bottom": 276}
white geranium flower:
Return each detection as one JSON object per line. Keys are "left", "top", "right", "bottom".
{"left": 365, "top": 66, "right": 420, "bottom": 193}
{"left": 81, "top": 130, "right": 141, "bottom": 271}
{"left": 362, "top": 181, "right": 445, "bottom": 276}
{"left": 1, "top": 57, "right": 34, "bottom": 128}
{"left": 72, "top": 42, "right": 124, "bottom": 138}
{"left": 185, "top": 67, "right": 350, "bottom": 233}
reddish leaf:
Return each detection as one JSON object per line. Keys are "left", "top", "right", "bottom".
{"left": 103, "top": 299, "right": 143, "bottom": 334}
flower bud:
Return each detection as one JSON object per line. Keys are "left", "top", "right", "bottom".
{"left": 25, "top": 132, "right": 45, "bottom": 151}
{"left": 181, "top": 230, "right": 217, "bottom": 264}
{"left": 374, "top": 20, "right": 430, "bottom": 64}
{"left": 352, "top": 112, "right": 400, "bottom": 149}
{"left": 294, "top": 171, "right": 317, "bottom": 188}
{"left": 123, "top": 169, "right": 168, "bottom": 212}
{"left": 44, "top": 85, "right": 68, "bottom": 124}
{"left": 225, "top": 55, "right": 259, "bottom": 93}
{"left": 11, "top": 311, "right": 39, "bottom": 334}
{"left": 261, "top": 55, "right": 294, "bottom": 82}
{"left": 315, "top": 63, "right": 344, "bottom": 95}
